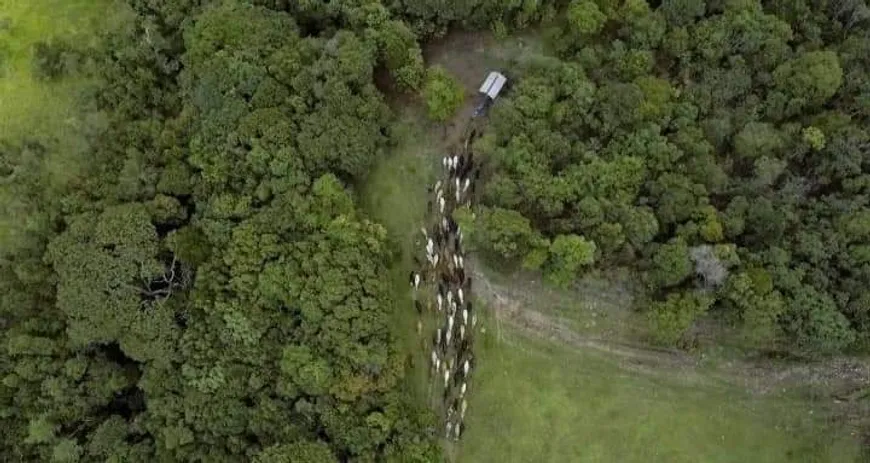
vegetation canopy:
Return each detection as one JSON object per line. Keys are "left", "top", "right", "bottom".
{"left": 2, "top": 0, "right": 870, "bottom": 461}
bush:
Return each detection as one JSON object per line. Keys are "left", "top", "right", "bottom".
{"left": 422, "top": 66, "right": 464, "bottom": 122}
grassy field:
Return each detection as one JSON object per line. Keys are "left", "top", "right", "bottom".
{"left": 457, "top": 308, "right": 861, "bottom": 463}
{"left": 358, "top": 108, "right": 444, "bottom": 404}
{"left": 0, "top": 0, "right": 128, "bottom": 139}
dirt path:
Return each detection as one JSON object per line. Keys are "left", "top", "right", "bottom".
{"left": 469, "top": 256, "right": 870, "bottom": 432}
{"left": 468, "top": 259, "right": 723, "bottom": 387}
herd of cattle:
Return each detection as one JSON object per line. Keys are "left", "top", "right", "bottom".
{"left": 409, "top": 132, "right": 481, "bottom": 442}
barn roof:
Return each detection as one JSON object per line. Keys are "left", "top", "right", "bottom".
{"left": 479, "top": 72, "right": 498, "bottom": 94}
{"left": 479, "top": 71, "right": 507, "bottom": 100}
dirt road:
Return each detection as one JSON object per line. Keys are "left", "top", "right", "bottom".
{"left": 468, "top": 256, "right": 870, "bottom": 435}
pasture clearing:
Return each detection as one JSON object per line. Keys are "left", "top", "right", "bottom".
{"left": 0, "top": 0, "right": 128, "bottom": 140}
{"left": 456, "top": 307, "right": 862, "bottom": 463}
{"left": 358, "top": 107, "right": 443, "bottom": 402}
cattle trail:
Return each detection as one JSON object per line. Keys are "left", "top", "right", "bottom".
{"left": 410, "top": 121, "right": 484, "bottom": 443}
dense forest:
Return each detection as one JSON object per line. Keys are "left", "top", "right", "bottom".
{"left": 470, "top": 0, "right": 870, "bottom": 354}
{"left": 3, "top": 0, "right": 870, "bottom": 460}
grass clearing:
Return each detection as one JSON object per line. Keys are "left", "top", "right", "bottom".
{"left": 458, "top": 307, "right": 862, "bottom": 463}
{"left": 0, "top": 0, "right": 129, "bottom": 140}
{"left": 471, "top": 258, "right": 644, "bottom": 342}
{"left": 358, "top": 107, "right": 443, "bottom": 402}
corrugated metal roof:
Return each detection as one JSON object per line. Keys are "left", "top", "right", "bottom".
{"left": 486, "top": 74, "right": 507, "bottom": 99}
{"left": 479, "top": 72, "right": 498, "bottom": 94}
{"left": 479, "top": 71, "right": 507, "bottom": 99}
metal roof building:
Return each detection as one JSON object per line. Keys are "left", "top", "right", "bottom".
{"left": 479, "top": 71, "right": 507, "bottom": 100}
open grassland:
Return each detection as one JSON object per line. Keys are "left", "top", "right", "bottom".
{"left": 0, "top": 0, "right": 128, "bottom": 139}
{"left": 457, "top": 309, "right": 861, "bottom": 463}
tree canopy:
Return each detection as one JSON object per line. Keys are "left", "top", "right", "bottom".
{"left": 0, "top": 0, "right": 441, "bottom": 460}
{"left": 5, "top": 0, "right": 870, "bottom": 459}
{"left": 472, "top": 0, "right": 870, "bottom": 351}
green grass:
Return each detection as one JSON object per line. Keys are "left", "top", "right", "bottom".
{"left": 458, "top": 309, "right": 861, "bottom": 463}
{"left": 471, "top": 258, "right": 645, "bottom": 342}
{"left": 0, "top": 0, "right": 129, "bottom": 139}
{"left": 358, "top": 108, "right": 443, "bottom": 403}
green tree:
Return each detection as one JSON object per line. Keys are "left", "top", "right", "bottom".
{"left": 51, "top": 439, "right": 83, "bottom": 463}
{"left": 567, "top": 0, "right": 607, "bottom": 35}
{"left": 773, "top": 51, "right": 843, "bottom": 110}
{"left": 723, "top": 270, "right": 785, "bottom": 346}
{"left": 802, "top": 126, "right": 826, "bottom": 151}
{"left": 545, "top": 234, "right": 597, "bottom": 287}
{"left": 649, "top": 239, "right": 693, "bottom": 289}
{"left": 783, "top": 286, "right": 856, "bottom": 354}
{"left": 734, "top": 122, "right": 785, "bottom": 159}
{"left": 647, "top": 291, "right": 714, "bottom": 345}
{"left": 661, "top": 0, "right": 707, "bottom": 26}
{"left": 476, "top": 207, "right": 546, "bottom": 261}
{"left": 254, "top": 442, "right": 338, "bottom": 463}
{"left": 422, "top": 66, "right": 465, "bottom": 122}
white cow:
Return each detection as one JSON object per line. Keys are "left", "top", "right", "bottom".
{"left": 437, "top": 293, "right": 443, "bottom": 312}
{"left": 460, "top": 382, "right": 467, "bottom": 397}
{"left": 443, "top": 368, "right": 450, "bottom": 387}
{"left": 460, "top": 399, "right": 468, "bottom": 419}
{"left": 463, "top": 359, "right": 470, "bottom": 376}
{"left": 458, "top": 288, "right": 464, "bottom": 305}
{"left": 459, "top": 324, "right": 466, "bottom": 341}
{"left": 462, "top": 308, "right": 468, "bottom": 326}
{"left": 463, "top": 178, "right": 471, "bottom": 193}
